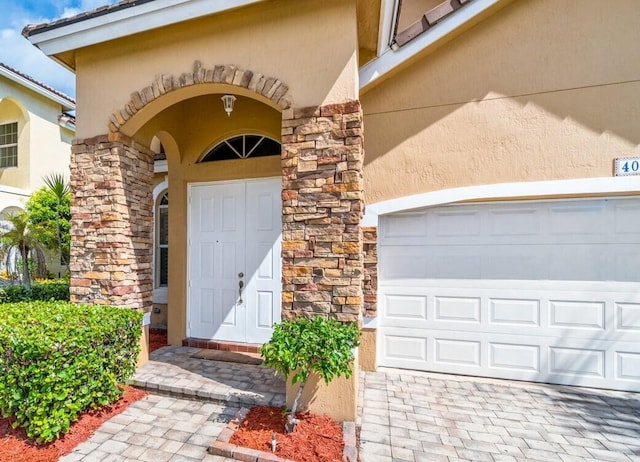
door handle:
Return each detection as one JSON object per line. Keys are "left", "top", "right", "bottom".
{"left": 238, "top": 279, "right": 244, "bottom": 304}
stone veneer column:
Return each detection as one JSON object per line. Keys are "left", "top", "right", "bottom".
{"left": 281, "top": 100, "right": 364, "bottom": 325}
{"left": 362, "top": 226, "right": 378, "bottom": 318}
{"left": 69, "top": 133, "right": 154, "bottom": 310}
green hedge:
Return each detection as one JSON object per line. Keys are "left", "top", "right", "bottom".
{"left": 0, "top": 282, "right": 70, "bottom": 303}
{"left": 0, "top": 302, "right": 142, "bottom": 442}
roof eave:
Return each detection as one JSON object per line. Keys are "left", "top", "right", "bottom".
{"left": 0, "top": 66, "right": 75, "bottom": 111}
{"left": 24, "top": 0, "right": 265, "bottom": 62}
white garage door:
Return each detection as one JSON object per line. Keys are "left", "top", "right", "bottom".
{"left": 378, "top": 197, "right": 640, "bottom": 391}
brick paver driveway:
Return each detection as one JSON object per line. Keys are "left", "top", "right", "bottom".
{"left": 359, "top": 369, "right": 640, "bottom": 462}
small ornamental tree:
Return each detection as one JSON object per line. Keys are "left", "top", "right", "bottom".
{"left": 26, "top": 173, "right": 71, "bottom": 269}
{"left": 260, "top": 317, "right": 360, "bottom": 433}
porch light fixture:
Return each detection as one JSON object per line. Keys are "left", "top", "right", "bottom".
{"left": 221, "top": 94, "right": 236, "bottom": 116}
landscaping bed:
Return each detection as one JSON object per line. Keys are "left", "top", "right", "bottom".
{"left": 211, "top": 406, "right": 357, "bottom": 462}
{"left": 0, "top": 386, "right": 147, "bottom": 462}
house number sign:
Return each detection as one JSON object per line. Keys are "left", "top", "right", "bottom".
{"left": 615, "top": 157, "right": 640, "bottom": 176}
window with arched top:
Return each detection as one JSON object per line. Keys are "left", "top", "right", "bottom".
{"left": 200, "top": 135, "right": 280, "bottom": 162}
{"left": 156, "top": 191, "right": 168, "bottom": 288}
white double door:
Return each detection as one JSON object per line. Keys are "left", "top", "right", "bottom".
{"left": 188, "top": 178, "right": 282, "bottom": 344}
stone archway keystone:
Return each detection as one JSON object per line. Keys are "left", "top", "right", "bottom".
{"left": 109, "top": 61, "right": 292, "bottom": 133}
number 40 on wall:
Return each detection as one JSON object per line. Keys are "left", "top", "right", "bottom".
{"left": 615, "top": 157, "right": 640, "bottom": 176}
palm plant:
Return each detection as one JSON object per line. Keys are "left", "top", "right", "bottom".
{"left": 42, "top": 173, "right": 71, "bottom": 268}
{"left": 0, "top": 210, "right": 47, "bottom": 288}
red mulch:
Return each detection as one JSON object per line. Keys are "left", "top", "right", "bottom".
{"left": 0, "top": 386, "right": 147, "bottom": 462}
{"left": 230, "top": 406, "right": 344, "bottom": 462}
{"left": 149, "top": 328, "right": 168, "bottom": 352}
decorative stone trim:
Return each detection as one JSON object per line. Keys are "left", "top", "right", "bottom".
{"left": 281, "top": 100, "right": 364, "bottom": 324}
{"left": 109, "top": 61, "right": 292, "bottom": 133}
{"left": 209, "top": 407, "right": 358, "bottom": 462}
{"left": 69, "top": 132, "right": 154, "bottom": 310}
{"left": 362, "top": 226, "right": 378, "bottom": 318}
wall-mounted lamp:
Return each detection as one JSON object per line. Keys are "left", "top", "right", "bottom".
{"left": 221, "top": 94, "right": 236, "bottom": 117}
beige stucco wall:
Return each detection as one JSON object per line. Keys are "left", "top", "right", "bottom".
{"left": 0, "top": 96, "right": 30, "bottom": 191}
{"left": 362, "top": 0, "right": 640, "bottom": 205}
{"left": 286, "top": 368, "right": 358, "bottom": 422}
{"left": 74, "top": 0, "right": 359, "bottom": 139}
{"left": 0, "top": 78, "right": 72, "bottom": 195}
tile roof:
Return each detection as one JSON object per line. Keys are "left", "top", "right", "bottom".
{"left": 0, "top": 62, "right": 75, "bottom": 105}
{"left": 22, "top": 0, "right": 157, "bottom": 37}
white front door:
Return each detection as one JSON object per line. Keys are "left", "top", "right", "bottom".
{"left": 188, "top": 178, "right": 282, "bottom": 344}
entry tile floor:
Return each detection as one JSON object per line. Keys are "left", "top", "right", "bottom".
{"left": 61, "top": 347, "right": 640, "bottom": 461}
{"left": 359, "top": 368, "right": 640, "bottom": 462}
{"left": 129, "top": 346, "right": 286, "bottom": 408}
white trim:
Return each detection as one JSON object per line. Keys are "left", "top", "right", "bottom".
{"left": 0, "top": 66, "right": 75, "bottom": 110}
{"left": 153, "top": 176, "right": 169, "bottom": 304}
{"left": 363, "top": 177, "right": 640, "bottom": 225}
{"left": 154, "top": 159, "right": 168, "bottom": 173}
{"left": 377, "top": 0, "right": 399, "bottom": 57}
{"left": 26, "top": 0, "right": 264, "bottom": 58}
{"left": 360, "top": 0, "right": 503, "bottom": 91}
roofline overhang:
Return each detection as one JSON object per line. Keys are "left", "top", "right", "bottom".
{"left": 360, "top": 0, "right": 505, "bottom": 92}
{"left": 24, "top": 0, "right": 265, "bottom": 62}
{"left": 0, "top": 66, "right": 75, "bottom": 111}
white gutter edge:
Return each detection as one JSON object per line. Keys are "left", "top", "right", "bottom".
{"left": 25, "top": 0, "right": 264, "bottom": 57}
{"left": 360, "top": 0, "right": 502, "bottom": 90}
{"left": 0, "top": 67, "right": 75, "bottom": 111}
{"left": 376, "top": 0, "right": 399, "bottom": 57}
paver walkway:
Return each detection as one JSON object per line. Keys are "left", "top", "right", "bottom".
{"left": 60, "top": 394, "right": 237, "bottom": 462}
{"left": 359, "top": 368, "right": 640, "bottom": 462}
{"left": 59, "top": 347, "right": 640, "bottom": 461}
{"left": 61, "top": 346, "right": 285, "bottom": 461}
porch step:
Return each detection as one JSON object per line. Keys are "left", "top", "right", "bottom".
{"left": 182, "top": 337, "right": 262, "bottom": 354}
{"left": 128, "top": 346, "right": 286, "bottom": 409}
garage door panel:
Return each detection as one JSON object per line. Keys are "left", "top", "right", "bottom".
{"left": 489, "top": 298, "right": 541, "bottom": 326}
{"left": 379, "top": 197, "right": 640, "bottom": 392}
{"left": 434, "top": 338, "right": 481, "bottom": 366}
{"left": 383, "top": 243, "right": 638, "bottom": 281}
{"left": 489, "top": 343, "right": 541, "bottom": 372}
{"left": 549, "top": 300, "right": 605, "bottom": 331}
{"left": 616, "top": 352, "right": 640, "bottom": 382}
{"left": 616, "top": 303, "right": 640, "bottom": 331}
{"left": 434, "top": 296, "right": 481, "bottom": 323}
{"left": 380, "top": 327, "right": 640, "bottom": 390}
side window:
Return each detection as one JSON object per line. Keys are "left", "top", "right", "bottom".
{"left": 0, "top": 122, "right": 18, "bottom": 168}
{"left": 156, "top": 191, "right": 168, "bottom": 287}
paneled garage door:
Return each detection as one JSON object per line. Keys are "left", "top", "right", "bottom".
{"left": 378, "top": 197, "right": 640, "bottom": 391}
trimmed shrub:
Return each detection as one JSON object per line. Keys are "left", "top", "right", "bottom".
{"left": 260, "top": 317, "right": 360, "bottom": 432}
{"left": 0, "top": 301, "right": 142, "bottom": 442}
{"left": 0, "top": 281, "right": 70, "bottom": 303}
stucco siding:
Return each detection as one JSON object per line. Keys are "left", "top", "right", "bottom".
{"left": 362, "top": 0, "right": 640, "bottom": 204}
{"left": 74, "top": 0, "right": 359, "bottom": 138}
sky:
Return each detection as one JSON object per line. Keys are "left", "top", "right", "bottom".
{"left": 0, "top": 0, "right": 118, "bottom": 98}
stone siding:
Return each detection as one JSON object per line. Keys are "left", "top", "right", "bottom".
{"left": 362, "top": 226, "right": 378, "bottom": 318}
{"left": 69, "top": 133, "right": 154, "bottom": 310}
{"left": 281, "top": 101, "right": 364, "bottom": 324}
{"left": 109, "top": 62, "right": 292, "bottom": 133}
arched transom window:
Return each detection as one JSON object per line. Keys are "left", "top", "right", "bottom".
{"left": 200, "top": 135, "right": 280, "bottom": 162}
